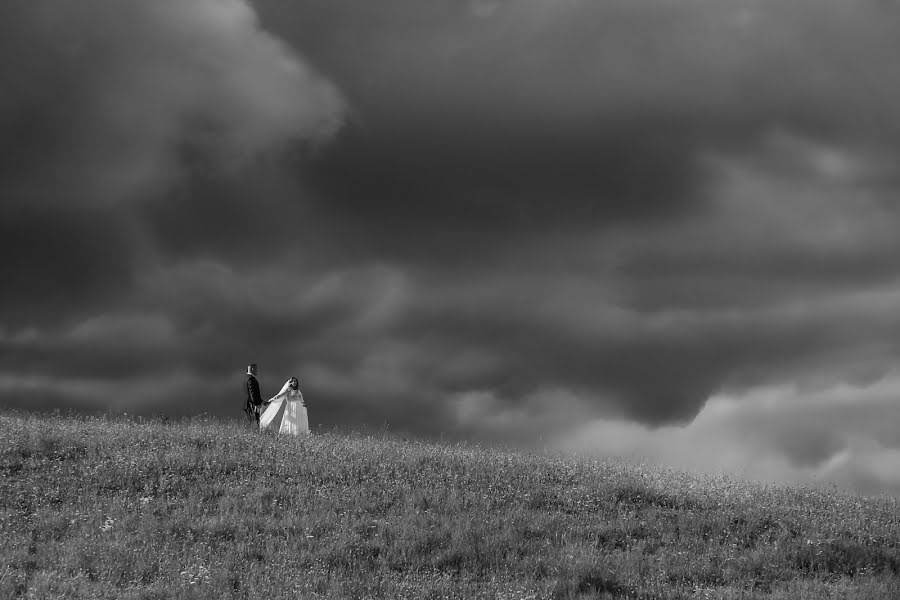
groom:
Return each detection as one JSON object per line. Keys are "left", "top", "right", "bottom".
{"left": 245, "top": 363, "right": 266, "bottom": 425}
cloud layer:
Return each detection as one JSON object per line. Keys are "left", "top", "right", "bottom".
{"left": 0, "top": 0, "right": 342, "bottom": 203}
{"left": 0, "top": 0, "right": 343, "bottom": 323}
{"left": 561, "top": 377, "right": 900, "bottom": 497}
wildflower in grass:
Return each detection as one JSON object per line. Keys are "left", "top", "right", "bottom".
{"left": 179, "top": 564, "right": 211, "bottom": 586}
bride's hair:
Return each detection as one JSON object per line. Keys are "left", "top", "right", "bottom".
{"left": 289, "top": 377, "right": 299, "bottom": 390}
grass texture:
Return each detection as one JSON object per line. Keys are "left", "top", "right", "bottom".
{"left": 1, "top": 411, "right": 899, "bottom": 599}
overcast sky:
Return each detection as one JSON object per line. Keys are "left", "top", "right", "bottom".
{"left": 3, "top": 0, "right": 900, "bottom": 495}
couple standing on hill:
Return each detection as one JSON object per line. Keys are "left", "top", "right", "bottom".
{"left": 245, "top": 363, "right": 310, "bottom": 435}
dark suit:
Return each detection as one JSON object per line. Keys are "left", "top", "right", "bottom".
{"left": 246, "top": 374, "right": 264, "bottom": 424}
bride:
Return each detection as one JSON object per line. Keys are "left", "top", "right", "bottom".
{"left": 259, "top": 377, "right": 309, "bottom": 434}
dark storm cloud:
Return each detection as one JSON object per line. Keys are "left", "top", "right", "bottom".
{"left": 0, "top": 0, "right": 343, "bottom": 323}
{"left": 298, "top": 123, "right": 701, "bottom": 265}
{"left": 0, "top": 260, "right": 444, "bottom": 428}
{"left": 0, "top": 0, "right": 344, "bottom": 417}
{"left": 0, "top": 204, "right": 138, "bottom": 325}
{"left": 4, "top": 0, "right": 900, "bottom": 495}
{"left": 389, "top": 255, "right": 900, "bottom": 426}
{"left": 254, "top": 0, "right": 900, "bottom": 265}
{"left": 0, "top": 0, "right": 342, "bottom": 202}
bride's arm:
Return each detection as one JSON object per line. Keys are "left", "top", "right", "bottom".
{"left": 266, "top": 379, "right": 293, "bottom": 404}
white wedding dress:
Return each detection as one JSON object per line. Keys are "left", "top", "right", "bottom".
{"left": 259, "top": 379, "right": 309, "bottom": 434}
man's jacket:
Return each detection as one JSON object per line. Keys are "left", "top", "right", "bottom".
{"left": 247, "top": 374, "right": 264, "bottom": 407}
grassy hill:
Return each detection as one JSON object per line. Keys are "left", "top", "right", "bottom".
{"left": 2, "top": 411, "right": 899, "bottom": 599}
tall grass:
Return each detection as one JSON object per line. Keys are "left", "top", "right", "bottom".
{"left": 2, "top": 410, "right": 899, "bottom": 599}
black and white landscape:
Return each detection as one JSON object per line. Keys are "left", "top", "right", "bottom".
{"left": 3, "top": 0, "right": 900, "bottom": 497}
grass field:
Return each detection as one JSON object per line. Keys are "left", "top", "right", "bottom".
{"left": 2, "top": 411, "right": 899, "bottom": 599}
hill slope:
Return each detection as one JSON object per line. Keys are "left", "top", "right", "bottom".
{"left": 2, "top": 412, "right": 899, "bottom": 599}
